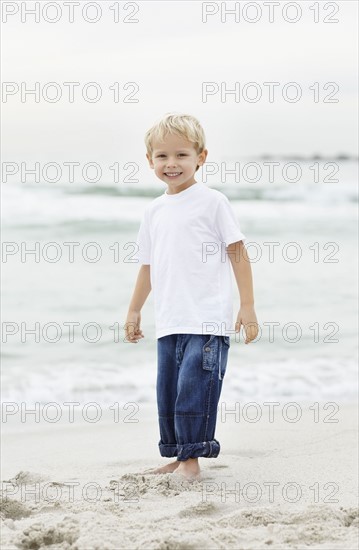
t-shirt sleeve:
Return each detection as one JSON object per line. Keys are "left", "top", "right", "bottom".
{"left": 133, "top": 208, "right": 151, "bottom": 265}
{"left": 215, "top": 196, "right": 246, "bottom": 246}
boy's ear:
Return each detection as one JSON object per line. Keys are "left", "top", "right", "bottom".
{"left": 198, "top": 148, "right": 208, "bottom": 166}
{"left": 146, "top": 152, "right": 154, "bottom": 168}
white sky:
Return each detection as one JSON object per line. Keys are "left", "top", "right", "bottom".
{"left": 1, "top": 0, "right": 358, "bottom": 175}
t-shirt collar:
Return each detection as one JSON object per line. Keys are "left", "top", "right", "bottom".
{"left": 164, "top": 182, "right": 202, "bottom": 199}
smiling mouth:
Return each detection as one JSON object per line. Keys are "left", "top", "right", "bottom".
{"left": 164, "top": 172, "right": 182, "bottom": 177}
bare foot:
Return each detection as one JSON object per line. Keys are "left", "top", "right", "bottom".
{"left": 139, "top": 460, "right": 180, "bottom": 475}
{"left": 175, "top": 458, "right": 201, "bottom": 481}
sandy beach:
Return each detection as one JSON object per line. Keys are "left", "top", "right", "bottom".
{"left": 1, "top": 401, "right": 358, "bottom": 550}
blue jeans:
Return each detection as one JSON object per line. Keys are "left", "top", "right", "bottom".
{"left": 156, "top": 333, "right": 230, "bottom": 461}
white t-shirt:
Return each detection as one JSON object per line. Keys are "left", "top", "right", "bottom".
{"left": 133, "top": 182, "right": 246, "bottom": 339}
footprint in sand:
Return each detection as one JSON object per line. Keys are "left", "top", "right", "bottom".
{"left": 108, "top": 472, "right": 204, "bottom": 497}
{"left": 0, "top": 498, "right": 32, "bottom": 521}
{"left": 16, "top": 517, "right": 80, "bottom": 549}
{"left": 179, "top": 501, "right": 218, "bottom": 518}
{"left": 3, "top": 470, "right": 49, "bottom": 485}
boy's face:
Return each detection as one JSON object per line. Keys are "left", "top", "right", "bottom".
{"left": 146, "top": 133, "right": 208, "bottom": 193}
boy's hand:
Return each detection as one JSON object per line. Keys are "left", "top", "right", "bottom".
{"left": 235, "top": 305, "right": 259, "bottom": 344}
{"left": 124, "top": 311, "right": 144, "bottom": 343}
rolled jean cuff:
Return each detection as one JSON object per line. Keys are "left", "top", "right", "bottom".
{"left": 158, "top": 442, "right": 178, "bottom": 458}
{"left": 158, "top": 439, "right": 221, "bottom": 461}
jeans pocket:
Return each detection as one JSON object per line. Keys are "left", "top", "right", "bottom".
{"left": 202, "top": 335, "right": 217, "bottom": 371}
{"left": 220, "top": 336, "right": 230, "bottom": 379}
{"left": 222, "top": 336, "right": 230, "bottom": 349}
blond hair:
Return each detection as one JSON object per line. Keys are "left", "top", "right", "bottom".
{"left": 144, "top": 112, "right": 206, "bottom": 171}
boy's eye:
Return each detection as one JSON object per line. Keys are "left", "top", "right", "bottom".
{"left": 156, "top": 153, "right": 187, "bottom": 158}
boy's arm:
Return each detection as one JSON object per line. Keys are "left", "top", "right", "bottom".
{"left": 125, "top": 265, "right": 151, "bottom": 343}
{"left": 128, "top": 264, "right": 151, "bottom": 312}
{"left": 227, "top": 240, "right": 254, "bottom": 305}
{"left": 227, "top": 240, "right": 258, "bottom": 344}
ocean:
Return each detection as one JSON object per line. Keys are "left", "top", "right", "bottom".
{"left": 1, "top": 160, "right": 358, "bottom": 408}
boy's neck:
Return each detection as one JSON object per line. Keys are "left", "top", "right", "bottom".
{"left": 165, "top": 181, "right": 197, "bottom": 195}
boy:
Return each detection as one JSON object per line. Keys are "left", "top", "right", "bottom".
{"left": 124, "top": 113, "right": 258, "bottom": 481}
